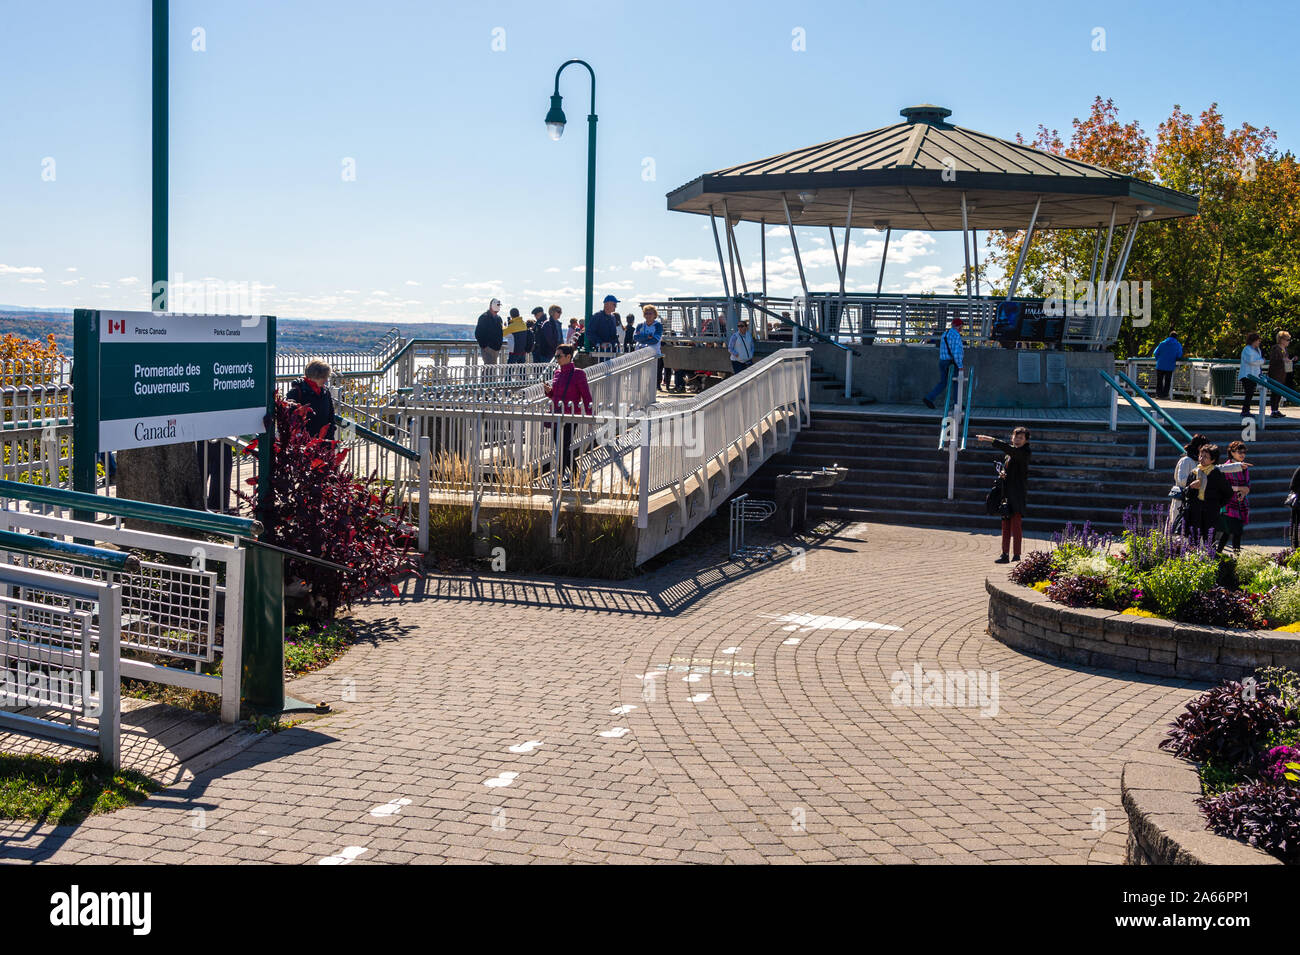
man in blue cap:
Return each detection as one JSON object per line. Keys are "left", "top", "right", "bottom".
{"left": 587, "top": 294, "right": 621, "bottom": 355}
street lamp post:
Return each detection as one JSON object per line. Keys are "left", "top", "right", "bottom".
{"left": 545, "top": 59, "right": 597, "bottom": 338}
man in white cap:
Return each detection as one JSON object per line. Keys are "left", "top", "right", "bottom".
{"left": 475, "top": 298, "right": 504, "bottom": 364}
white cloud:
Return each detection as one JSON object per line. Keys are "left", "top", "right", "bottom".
{"left": 404, "top": 280, "right": 421, "bottom": 286}
{"left": 19, "top": 277, "right": 45, "bottom": 284}
{"left": 544, "top": 267, "right": 560, "bottom": 273}
{"left": 0, "top": 264, "right": 43, "bottom": 275}
{"left": 65, "top": 267, "right": 78, "bottom": 273}
{"left": 117, "top": 276, "right": 139, "bottom": 285}
{"left": 630, "top": 255, "right": 666, "bottom": 272}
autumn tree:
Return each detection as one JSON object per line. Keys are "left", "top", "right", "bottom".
{"left": 970, "top": 97, "right": 1300, "bottom": 358}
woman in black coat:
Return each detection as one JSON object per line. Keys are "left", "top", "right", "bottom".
{"left": 1186, "top": 443, "right": 1233, "bottom": 544}
{"left": 286, "top": 359, "right": 336, "bottom": 441}
{"left": 976, "top": 427, "right": 1031, "bottom": 564}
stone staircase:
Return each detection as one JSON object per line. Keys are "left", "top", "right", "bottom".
{"left": 745, "top": 409, "right": 1300, "bottom": 544}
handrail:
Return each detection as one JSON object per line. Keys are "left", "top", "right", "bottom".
{"left": 1114, "top": 370, "right": 1194, "bottom": 443}
{"left": 0, "top": 479, "right": 262, "bottom": 537}
{"left": 938, "top": 364, "right": 955, "bottom": 450}
{"left": 1246, "top": 373, "right": 1300, "bottom": 406}
{"left": 745, "top": 298, "right": 861, "bottom": 355}
{"left": 0, "top": 527, "right": 139, "bottom": 572}
{"left": 643, "top": 348, "right": 810, "bottom": 421}
{"left": 1098, "top": 370, "right": 1185, "bottom": 453}
{"left": 960, "top": 368, "right": 976, "bottom": 451}
{"left": 334, "top": 415, "right": 419, "bottom": 462}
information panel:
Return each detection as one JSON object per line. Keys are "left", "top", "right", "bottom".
{"left": 95, "top": 310, "right": 270, "bottom": 451}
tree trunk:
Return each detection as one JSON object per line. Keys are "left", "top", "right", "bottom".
{"left": 115, "top": 443, "right": 204, "bottom": 536}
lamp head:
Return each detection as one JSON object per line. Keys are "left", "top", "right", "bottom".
{"left": 545, "top": 93, "right": 567, "bottom": 141}
{"left": 1137, "top": 204, "right": 1154, "bottom": 218}
{"left": 797, "top": 189, "right": 817, "bottom": 204}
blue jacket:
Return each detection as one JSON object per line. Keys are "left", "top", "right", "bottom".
{"left": 587, "top": 310, "right": 619, "bottom": 348}
{"left": 1153, "top": 336, "right": 1183, "bottom": 371}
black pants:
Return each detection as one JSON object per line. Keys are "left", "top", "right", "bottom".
{"left": 1187, "top": 499, "right": 1222, "bottom": 544}
{"left": 1156, "top": 369, "right": 1173, "bottom": 399}
{"left": 195, "top": 440, "right": 233, "bottom": 512}
{"left": 657, "top": 357, "right": 668, "bottom": 388}
{"left": 1216, "top": 515, "right": 1244, "bottom": 553}
{"left": 1291, "top": 507, "right": 1300, "bottom": 549}
{"left": 1241, "top": 379, "right": 1257, "bottom": 418}
{"left": 1272, "top": 371, "right": 1295, "bottom": 412}
{"left": 554, "top": 423, "right": 574, "bottom": 477}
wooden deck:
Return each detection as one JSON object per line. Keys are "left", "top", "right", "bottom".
{"left": 0, "top": 698, "right": 260, "bottom": 784}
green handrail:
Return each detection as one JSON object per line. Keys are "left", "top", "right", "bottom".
{"left": 1114, "top": 370, "right": 1193, "bottom": 443}
{"left": 960, "top": 368, "right": 976, "bottom": 451}
{"left": 938, "top": 364, "right": 955, "bottom": 450}
{"left": 334, "top": 415, "right": 419, "bottom": 462}
{"left": 1246, "top": 374, "right": 1300, "bottom": 406}
{"left": 0, "top": 480, "right": 261, "bottom": 538}
{"left": 1098, "top": 370, "right": 1185, "bottom": 454}
{"left": 0, "top": 528, "right": 138, "bottom": 572}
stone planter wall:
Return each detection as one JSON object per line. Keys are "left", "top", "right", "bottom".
{"left": 986, "top": 576, "right": 1300, "bottom": 680}
{"left": 1122, "top": 761, "right": 1281, "bottom": 865}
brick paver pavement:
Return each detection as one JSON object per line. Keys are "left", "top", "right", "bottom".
{"left": 0, "top": 521, "right": 1204, "bottom": 864}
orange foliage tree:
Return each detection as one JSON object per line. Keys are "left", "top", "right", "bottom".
{"left": 969, "top": 97, "right": 1300, "bottom": 358}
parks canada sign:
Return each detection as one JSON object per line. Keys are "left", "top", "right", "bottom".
{"left": 81, "top": 310, "right": 271, "bottom": 451}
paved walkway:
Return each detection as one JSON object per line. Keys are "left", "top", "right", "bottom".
{"left": 0, "top": 522, "right": 1203, "bottom": 864}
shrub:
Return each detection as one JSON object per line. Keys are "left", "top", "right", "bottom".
{"left": 1246, "top": 563, "right": 1298, "bottom": 595}
{"left": 1235, "top": 550, "right": 1275, "bottom": 587}
{"left": 1063, "top": 551, "right": 1112, "bottom": 578}
{"left": 247, "top": 396, "right": 417, "bottom": 620}
{"left": 1261, "top": 745, "right": 1300, "bottom": 784}
{"left": 1265, "top": 581, "right": 1300, "bottom": 627}
{"left": 1120, "top": 502, "right": 1214, "bottom": 572}
{"left": 1044, "top": 573, "right": 1106, "bottom": 608}
{"left": 1009, "top": 550, "right": 1054, "bottom": 585}
{"left": 1142, "top": 555, "right": 1219, "bottom": 618}
{"left": 1178, "top": 587, "right": 1266, "bottom": 629}
{"left": 1198, "top": 782, "right": 1300, "bottom": 863}
{"left": 1160, "top": 681, "right": 1298, "bottom": 769}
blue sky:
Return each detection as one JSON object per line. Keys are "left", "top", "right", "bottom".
{"left": 1, "top": 0, "right": 1296, "bottom": 327}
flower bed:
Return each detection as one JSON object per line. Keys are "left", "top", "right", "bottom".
{"left": 1154, "top": 668, "right": 1300, "bottom": 864}
{"left": 1009, "top": 506, "right": 1300, "bottom": 632}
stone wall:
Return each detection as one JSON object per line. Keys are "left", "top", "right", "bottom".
{"left": 1122, "top": 761, "right": 1280, "bottom": 865}
{"left": 986, "top": 576, "right": 1300, "bottom": 680}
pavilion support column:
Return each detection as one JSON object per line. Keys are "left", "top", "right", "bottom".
{"left": 722, "top": 199, "right": 748, "bottom": 298}
{"left": 760, "top": 218, "right": 767, "bottom": 298}
{"left": 876, "top": 227, "right": 891, "bottom": 297}
{"left": 782, "top": 194, "right": 810, "bottom": 342}
{"left": 973, "top": 229, "right": 980, "bottom": 297}
{"left": 1099, "top": 202, "right": 1118, "bottom": 302}
{"left": 708, "top": 205, "right": 733, "bottom": 308}
{"left": 960, "top": 192, "right": 972, "bottom": 326}
{"left": 1005, "top": 196, "right": 1042, "bottom": 301}
{"left": 1105, "top": 218, "right": 1140, "bottom": 342}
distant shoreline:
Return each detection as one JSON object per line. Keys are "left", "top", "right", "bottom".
{"left": 0, "top": 309, "right": 475, "bottom": 352}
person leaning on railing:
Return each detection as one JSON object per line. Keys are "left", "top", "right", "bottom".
{"left": 1152, "top": 331, "right": 1182, "bottom": 399}
{"left": 286, "top": 358, "right": 336, "bottom": 441}
{"left": 543, "top": 344, "right": 594, "bottom": 487}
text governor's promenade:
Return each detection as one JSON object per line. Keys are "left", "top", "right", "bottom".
{"left": 1, "top": 2, "right": 1298, "bottom": 910}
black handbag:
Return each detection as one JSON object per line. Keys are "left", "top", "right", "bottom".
{"left": 985, "top": 477, "right": 1007, "bottom": 516}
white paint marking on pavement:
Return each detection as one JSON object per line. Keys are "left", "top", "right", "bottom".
{"left": 369, "top": 797, "right": 412, "bottom": 818}
{"left": 609, "top": 704, "right": 637, "bottom": 715}
{"left": 599, "top": 727, "right": 630, "bottom": 738}
{"left": 688, "top": 693, "right": 711, "bottom": 703}
{"left": 484, "top": 771, "right": 520, "bottom": 788}
{"left": 783, "top": 637, "right": 801, "bottom": 645}
{"left": 683, "top": 674, "right": 702, "bottom": 682}
{"left": 761, "top": 612, "right": 902, "bottom": 633}
{"left": 319, "top": 845, "right": 368, "bottom": 865}
{"left": 721, "top": 646, "right": 741, "bottom": 654}
{"left": 508, "top": 740, "right": 544, "bottom": 753}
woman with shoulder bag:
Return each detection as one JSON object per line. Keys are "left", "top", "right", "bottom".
{"left": 976, "top": 427, "right": 1031, "bottom": 564}
{"left": 1169, "top": 433, "right": 1207, "bottom": 535}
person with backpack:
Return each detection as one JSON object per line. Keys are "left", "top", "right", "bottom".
{"left": 922, "top": 317, "right": 964, "bottom": 409}
{"left": 975, "top": 427, "right": 1030, "bottom": 564}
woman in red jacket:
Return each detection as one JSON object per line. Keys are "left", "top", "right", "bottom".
{"left": 543, "top": 344, "right": 593, "bottom": 484}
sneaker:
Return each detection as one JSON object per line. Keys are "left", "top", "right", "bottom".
{"left": 923, "top": 398, "right": 936, "bottom": 409}
{"left": 1272, "top": 411, "right": 1286, "bottom": 418}
{"left": 994, "top": 554, "right": 1010, "bottom": 564}
{"left": 1013, "top": 555, "right": 1022, "bottom": 562}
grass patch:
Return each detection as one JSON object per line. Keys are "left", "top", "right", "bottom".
{"left": 0, "top": 752, "right": 158, "bottom": 826}
{"left": 1199, "top": 758, "right": 1250, "bottom": 797}
{"left": 284, "top": 619, "right": 358, "bottom": 675}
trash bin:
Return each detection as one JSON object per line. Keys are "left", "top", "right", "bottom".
{"left": 1210, "top": 364, "right": 1239, "bottom": 402}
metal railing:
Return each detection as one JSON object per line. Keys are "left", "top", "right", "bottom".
{"left": 0, "top": 562, "right": 121, "bottom": 767}
{"left": 1099, "top": 369, "right": 1187, "bottom": 468}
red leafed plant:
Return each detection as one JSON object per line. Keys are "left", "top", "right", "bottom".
{"left": 242, "top": 396, "right": 416, "bottom": 619}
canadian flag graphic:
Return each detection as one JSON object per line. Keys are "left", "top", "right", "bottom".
{"left": 107, "top": 318, "right": 126, "bottom": 335}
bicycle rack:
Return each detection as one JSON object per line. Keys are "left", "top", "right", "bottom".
{"left": 729, "top": 493, "right": 778, "bottom": 561}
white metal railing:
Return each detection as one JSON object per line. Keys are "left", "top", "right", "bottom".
{"left": 642, "top": 296, "right": 794, "bottom": 345}
{"left": 0, "top": 562, "right": 121, "bottom": 768}
{"left": 1114, "top": 357, "right": 1257, "bottom": 405}
{"left": 401, "top": 348, "right": 810, "bottom": 537}
{"left": 793, "top": 292, "right": 1118, "bottom": 349}
{"left": 0, "top": 509, "right": 246, "bottom": 723}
